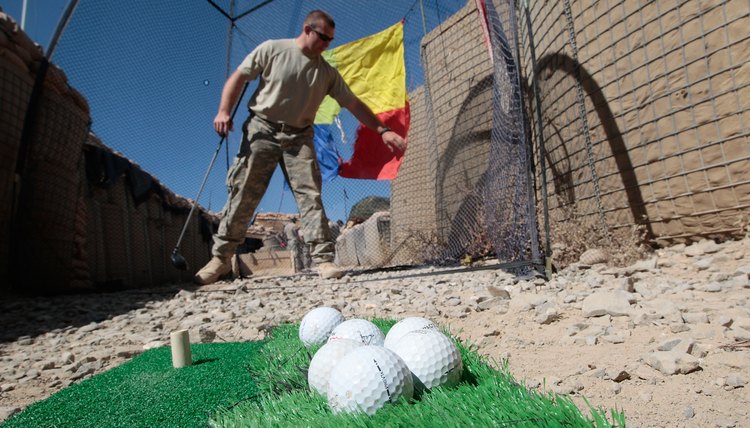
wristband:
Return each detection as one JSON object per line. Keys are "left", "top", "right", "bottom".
{"left": 379, "top": 127, "right": 392, "bottom": 135}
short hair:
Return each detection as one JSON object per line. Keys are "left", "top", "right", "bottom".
{"left": 304, "top": 10, "right": 335, "bottom": 29}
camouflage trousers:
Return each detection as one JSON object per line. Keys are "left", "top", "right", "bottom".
{"left": 212, "top": 116, "right": 335, "bottom": 263}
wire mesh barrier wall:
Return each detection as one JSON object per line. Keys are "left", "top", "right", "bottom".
{"left": 520, "top": 0, "right": 750, "bottom": 266}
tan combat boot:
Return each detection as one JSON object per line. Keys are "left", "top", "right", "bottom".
{"left": 194, "top": 256, "right": 231, "bottom": 285}
{"left": 318, "top": 262, "right": 345, "bottom": 279}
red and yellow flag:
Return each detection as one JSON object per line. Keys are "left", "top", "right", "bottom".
{"left": 314, "top": 22, "right": 408, "bottom": 180}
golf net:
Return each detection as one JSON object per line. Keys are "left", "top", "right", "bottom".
{"left": 3, "top": 0, "right": 748, "bottom": 291}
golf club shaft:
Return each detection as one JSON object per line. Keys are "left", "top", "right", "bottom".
{"left": 173, "top": 82, "right": 249, "bottom": 255}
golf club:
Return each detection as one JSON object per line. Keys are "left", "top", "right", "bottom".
{"left": 171, "top": 82, "right": 249, "bottom": 271}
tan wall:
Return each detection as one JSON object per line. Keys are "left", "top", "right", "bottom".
{"left": 82, "top": 154, "right": 216, "bottom": 289}
{"left": 523, "top": 0, "right": 750, "bottom": 248}
{"left": 391, "top": 1, "right": 495, "bottom": 262}
{"left": 0, "top": 10, "right": 215, "bottom": 292}
{"left": 394, "top": 0, "right": 749, "bottom": 267}
{"left": 0, "top": 59, "right": 91, "bottom": 292}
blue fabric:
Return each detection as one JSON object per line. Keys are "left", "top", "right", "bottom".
{"left": 283, "top": 124, "right": 339, "bottom": 192}
{"left": 313, "top": 124, "right": 340, "bottom": 182}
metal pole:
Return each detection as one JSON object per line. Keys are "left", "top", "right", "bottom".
{"left": 21, "top": 0, "right": 28, "bottom": 30}
{"left": 503, "top": 3, "right": 542, "bottom": 273}
{"left": 418, "top": 0, "right": 427, "bottom": 36}
{"left": 225, "top": 0, "right": 235, "bottom": 170}
{"left": 46, "top": 0, "right": 79, "bottom": 60}
{"left": 523, "top": 0, "right": 552, "bottom": 268}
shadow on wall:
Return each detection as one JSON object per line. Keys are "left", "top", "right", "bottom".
{"left": 435, "top": 74, "right": 494, "bottom": 260}
{"left": 533, "top": 53, "right": 654, "bottom": 240}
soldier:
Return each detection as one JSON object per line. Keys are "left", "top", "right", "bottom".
{"left": 194, "top": 10, "right": 405, "bottom": 285}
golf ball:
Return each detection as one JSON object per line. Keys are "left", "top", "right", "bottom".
{"left": 383, "top": 316, "right": 438, "bottom": 350}
{"left": 308, "top": 338, "right": 363, "bottom": 396}
{"left": 327, "top": 345, "right": 414, "bottom": 415}
{"left": 389, "top": 329, "right": 463, "bottom": 390}
{"left": 328, "top": 318, "right": 385, "bottom": 346}
{"left": 299, "top": 307, "right": 345, "bottom": 347}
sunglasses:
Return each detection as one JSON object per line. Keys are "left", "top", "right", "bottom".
{"left": 309, "top": 26, "right": 333, "bottom": 43}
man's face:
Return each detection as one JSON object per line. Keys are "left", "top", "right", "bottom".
{"left": 306, "top": 21, "right": 334, "bottom": 55}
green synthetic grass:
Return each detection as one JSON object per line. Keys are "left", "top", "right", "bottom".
{"left": 3, "top": 320, "right": 626, "bottom": 427}
{"left": 1, "top": 342, "right": 262, "bottom": 428}
{"left": 210, "top": 320, "right": 626, "bottom": 427}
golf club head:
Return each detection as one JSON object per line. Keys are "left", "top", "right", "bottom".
{"left": 171, "top": 248, "right": 188, "bottom": 271}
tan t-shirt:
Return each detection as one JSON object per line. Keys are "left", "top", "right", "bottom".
{"left": 238, "top": 39, "right": 356, "bottom": 129}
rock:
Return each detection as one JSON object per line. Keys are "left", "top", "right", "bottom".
{"left": 713, "top": 315, "right": 734, "bottom": 327}
{"left": 582, "top": 291, "right": 632, "bottom": 317}
{"left": 198, "top": 328, "right": 217, "bottom": 343}
{"left": 486, "top": 285, "right": 511, "bottom": 299}
{"left": 444, "top": 296, "right": 461, "bottom": 306}
{"left": 658, "top": 337, "right": 695, "bottom": 355}
{"left": 643, "top": 350, "right": 701, "bottom": 375}
{"left": 685, "top": 239, "right": 721, "bottom": 256}
{"left": 477, "top": 297, "right": 510, "bottom": 311}
{"left": 60, "top": 352, "right": 75, "bottom": 365}
{"left": 640, "top": 299, "right": 683, "bottom": 323}
{"left": 509, "top": 294, "right": 548, "bottom": 312}
{"left": 16, "top": 336, "right": 33, "bottom": 346}
{"left": 79, "top": 322, "right": 102, "bottom": 333}
{"left": 70, "top": 362, "right": 98, "bottom": 381}
{"left": 601, "top": 334, "right": 625, "bottom": 344}
{"left": 670, "top": 324, "right": 691, "bottom": 333}
{"left": 623, "top": 258, "right": 658, "bottom": 274}
{"left": 725, "top": 373, "right": 746, "bottom": 388}
{"left": 683, "top": 406, "right": 695, "bottom": 419}
{"left": 657, "top": 338, "right": 682, "bottom": 351}
{"left": 535, "top": 306, "right": 559, "bottom": 324}
{"left": 682, "top": 312, "right": 709, "bottom": 324}
{"left": 611, "top": 370, "right": 631, "bottom": 382}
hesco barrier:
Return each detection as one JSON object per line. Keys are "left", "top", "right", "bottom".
{"left": 520, "top": 0, "right": 749, "bottom": 265}
{"left": 1, "top": 9, "right": 215, "bottom": 293}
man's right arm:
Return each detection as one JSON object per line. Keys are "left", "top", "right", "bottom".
{"left": 213, "top": 69, "right": 252, "bottom": 137}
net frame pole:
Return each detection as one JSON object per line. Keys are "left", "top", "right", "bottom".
{"left": 224, "top": 0, "right": 236, "bottom": 170}
{"left": 507, "top": 3, "right": 542, "bottom": 273}
{"left": 521, "top": 0, "right": 552, "bottom": 272}
{"left": 46, "top": 0, "right": 80, "bottom": 60}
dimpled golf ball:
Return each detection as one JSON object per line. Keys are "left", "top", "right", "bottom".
{"left": 383, "top": 316, "right": 438, "bottom": 350}
{"left": 299, "top": 307, "right": 345, "bottom": 348}
{"left": 390, "top": 329, "right": 463, "bottom": 390}
{"left": 308, "top": 338, "right": 363, "bottom": 396}
{"left": 327, "top": 345, "right": 414, "bottom": 415}
{"left": 328, "top": 318, "right": 385, "bottom": 346}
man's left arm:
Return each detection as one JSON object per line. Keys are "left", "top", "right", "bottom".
{"left": 344, "top": 98, "right": 407, "bottom": 154}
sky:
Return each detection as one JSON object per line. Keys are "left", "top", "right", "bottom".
{"left": 2, "top": 0, "right": 465, "bottom": 223}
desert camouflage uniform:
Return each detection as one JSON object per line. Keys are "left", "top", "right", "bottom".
{"left": 212, "top": 115, "right": 334, "bottom": 263}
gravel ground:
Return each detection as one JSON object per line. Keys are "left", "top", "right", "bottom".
{"left": 1, "top": 237, "right": 749, "bottom": 427}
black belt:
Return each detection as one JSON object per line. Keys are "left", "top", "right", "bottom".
{"left": 253, "top": 115, "right": 311, "bottom": 133}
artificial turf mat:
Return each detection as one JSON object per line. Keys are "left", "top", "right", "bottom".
{"left": 3, "top": 320, "right": 625, "bottom": 427}
{"left": 211, "top": 321, "right": 626, "bottom": 427}
{"left": 2, "top": 342, "right": 262, "bottom": 428}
